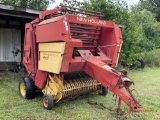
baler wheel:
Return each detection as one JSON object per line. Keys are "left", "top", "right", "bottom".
{"left": 43, "top": 94, "right": 54, "bottom": 110}
{"left": 18, "top": 77, "right": 35, "bottom": 99}
{"left": 99, "top": 86, "right": 108, "bottom": 96}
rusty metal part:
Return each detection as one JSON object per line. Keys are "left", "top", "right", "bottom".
{"left": 62, "top": 6, "right": 104, "bottom": 18}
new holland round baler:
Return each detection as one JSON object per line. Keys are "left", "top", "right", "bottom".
{"left": 19, "top": 6, "right": 141, "bottom": 112}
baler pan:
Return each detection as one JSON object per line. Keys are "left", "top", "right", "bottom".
{"left": 19, "top": 6, "right": 141, "bottom": 112}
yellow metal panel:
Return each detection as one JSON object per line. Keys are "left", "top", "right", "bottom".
{"left": 38, "top": 42, "right": 65, "bottom": 74}
{"left": 39, "top": 42, "right": 65, "bottom": 52}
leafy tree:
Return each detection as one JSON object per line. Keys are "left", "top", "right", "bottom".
{"left": 0, "top": 0, "right": 54, "bottom": 10}
{"left": 62, "top": 0, "right": 83, "bottom": 7}
{"left": 139, "top": 0, "right": 160, "bottom": 22}
{"left": 131, "top": 6, "right": 160, "bottom": 50}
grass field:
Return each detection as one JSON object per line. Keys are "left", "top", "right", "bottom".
{"left": 0, "top": 68, "right": 160, "bottom": 120}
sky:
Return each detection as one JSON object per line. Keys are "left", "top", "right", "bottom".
{"left": 126, "top": 0, "right": 139, "bottom": 5}
{"left": 48, "top": 0, "right": 140, "bottom": 10}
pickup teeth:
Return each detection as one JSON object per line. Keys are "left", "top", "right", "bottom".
{"left": 57, "top": 71, "right": 101, "bottom": 100}
{"left": 62, "top": 76, "right": 100, "bottom": 100}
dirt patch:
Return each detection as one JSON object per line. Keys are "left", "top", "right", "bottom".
{"left": 87, "top": 99, "right": 107, "bottom": 110}
{"left": 5, "top": 105, "right": 12, "bottom": 110}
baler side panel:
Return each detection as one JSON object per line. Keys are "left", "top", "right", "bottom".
{"left": 112, "top": 24, "right": 123, "bottom": 66}
{"left": 59, "top": 42, "right": 74, "bottom": 72}
{"left": 35, "top": 70, "right": 47, "bottom": 88}
{"left": 23, "top": 24, "right": 35, "bottom": 76}
{"left": 99, "top": 24, "right": 123, "bottom": 67}
{"left": 60, "top": 40, "right": 83, "bottom": 72}
{"left": 36, "top": 17, "right": 69, "bottom": 43}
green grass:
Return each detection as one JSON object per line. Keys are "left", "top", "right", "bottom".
{"left": 0, "top": 68, "right": 160, "bottom": 120}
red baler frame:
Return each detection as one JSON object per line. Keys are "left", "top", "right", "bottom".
{"left": 23, "top": 6, "right": 141, "bottom": 112}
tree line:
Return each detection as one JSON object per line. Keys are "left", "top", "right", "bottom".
{"left": 0, "top": 0, "right": 54, "bottom": 10}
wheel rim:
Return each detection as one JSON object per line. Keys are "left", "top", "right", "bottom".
{"left": 43, "top": 97, "right": 48, "bottom": 108}
{"left": 20, "top": 82, "right": 26, "bottom": 96}
{"left": 97, "top": 86, "right": 103, "bottom": 94}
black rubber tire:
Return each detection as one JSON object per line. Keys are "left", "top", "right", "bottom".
{"left": 99, "top": 86, "right": 108, "bottom": 96}
{"left": 130, "top": 59, "right": 145, "bottom": 70}
{"left": 137, "top": 59, "right": 145, "bottom": 69}
{"left": 18, "top": 77, "right": 35, "bottom": 99}
{"left": 43, "top": 94, "right": 54, "bottom": 110}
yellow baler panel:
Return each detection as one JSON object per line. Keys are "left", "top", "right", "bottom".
{"left": 38, "top": 42, "right": 65, "bottom": 74}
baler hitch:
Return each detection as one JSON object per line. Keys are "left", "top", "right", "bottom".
{"left": 84, "top": 59, "right": 141, "bottom": 112}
